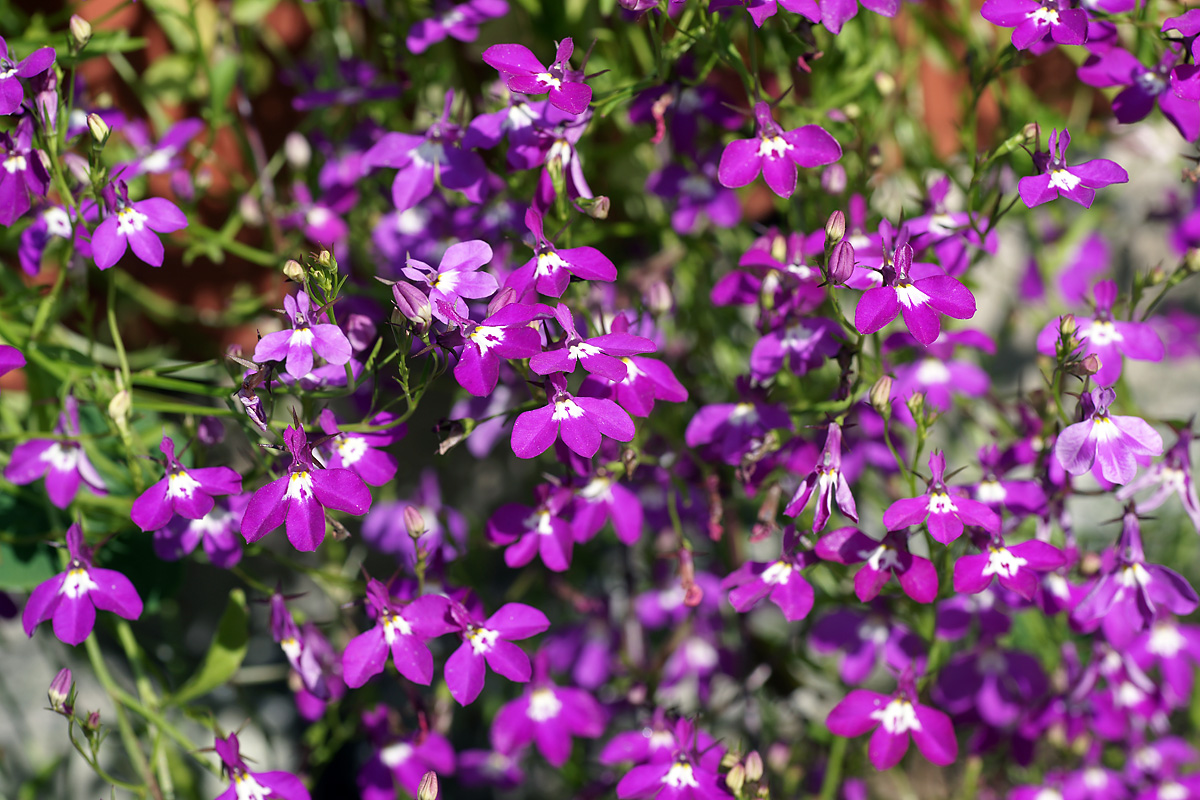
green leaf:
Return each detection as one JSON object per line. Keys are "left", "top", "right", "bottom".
{"left": 0, "top": 540, "right": 56, "bottom": 591}
{"left": 209, "top": 58, "right": 239, "bottom": 124}
{"left": 232, "top": 0, "right": 281, "bottom": 24}
{"left": 170, "top": 588, "right": 248, "bottom": 705}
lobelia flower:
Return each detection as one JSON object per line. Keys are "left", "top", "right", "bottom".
{"left": 531, "top": 303, "right": 656, "bottom": 382}
{"left": 130, "top": 436, "right": 242, "bottom": 531}
{"left": 721, "top": 529, "right": 819, "bottom": 621}
{"left": 1055, "top": 387, "right": 1163, "bottom": 485}
{"left": 487, "top": 483, "right": 576, "bottom": 572}
{"left": 91, "top": 181, "right": 188, "bottom": 270}
{"left": 1072, "top": 509, "right": 1199, "bottom": 648}
{"left": 444, "top": 601, "right": 549, "bottom": 705}
{"left": 1078, "top": 47, "right": 1200, "bottom": 140}
{"left": 511, "top": 373, "right": 636, "bottom": 459}
{"left": 717, "top": 101, "right": 841, "bottom": 199}
{"left": 646, "top": 150, "right": 741, "bottom": 235}
{"left": 358, "top": 709, "right": 456, "bottom": 800}
{"left": 825, "top": 673, "right": 957, "bottom": 771}
{"left": 601, "top": 715, "right": 726, "bottom": 768}
{"left": 980, "top": 0, "right": 1086, "bottom": 50}
{"left": 113, "top": 117, "right": 203, "bottom": 179}
{"left": 571, "top": 470, "right": 645, "bottom": 544}
{"left": 816, "top": 527, "right": 939, "bottom": 603}
{"left": 342, "top": 579, "right": 455, "bottom": 687}
{"left": 22, "top": 524, "right": 143, "bottom": 646}
{"left": 883, "top": 451, "right": 1001, "bottom": 544}
{"left": 406, "top": 0, "right": 509, "bottom": 54}
{"left": 971, "top": 445, "right": 1048, "bottom": 518}
{"left": 885, "top": 329, "right": 994, "bottom": 424}
{"left": 934, "top": 642, "right": 1049, "bottom": 728}
{"left": 1017, "top": 128, "right": 1127, "bottom": 209}
{"left": 317, "top": 410, "right": 402, "bottom": 487}
{"left": 270, "top": 591, "right": 330, "bottom": 700}
{"left": 803, "top": 0, "right": 899, "bottom": 34}
{"left": 214, "top": 731, "right": 311, "bottom": 800}
{"left": 952, "top": 534, "right": 1066, "bottom": 600}
{"left": 784, "top": 421, "right": 859, "bottom": 530}
{"left": 482, "top": 38, "right": 592, "bottom": 115}
{"left": 854, "top": 241, "right": 976, "bottom": 346}
{"left": 403, "top": 239, "right": 499, "bottom": 323}
{"left": 0, "top": 344, "right": 23, "bottom": 384}
{"left": 0, "top": 120, "right": 50, "bottom": 227}
{"left": 578, "top": 315, "right": 688, "bottom": 418}
{"left": 1130, "top": 616, "right": 1200, "bottom": 707}
{"left": 280, "top": 182, "right": 354, "bottom": 246}
{"left": 0, "top": 37, "right": 55, "bottom": 115}
{"left": 153, "top": 494, "right": 248, "bottom": 569}
{"left": 749, "top": 316, "right": 842, "bottom": 381}
{"left": 1116, "top": 427, "right": 1200, "bottom": 533}
{"left": 810, "top": 606, "right": 927, "bottom": 684}
{"left": 490, "top": 659, "right": 607, "bottom": 767}
{"left": 684, "top": 392, "right": 793, "bottom": 466}
{"left": 240, "top": 422, "right": 373, "bottom": 551}
{"left": 442, "top": 297, "right": 549, "bottom": 396}
{"left": 615, "top": 739, "right": 733, "bottom": 800}
{"left": 532, "top": 113, "right": 596, "bottom": 213}
{"left": 252, "top": 290, "right": 352, "bottom": 380}
{"left": 5, "top": 395, "right": 107, "bottom": 508}
{"left": 505, "top": 208, "right": 616, "bottom": 298}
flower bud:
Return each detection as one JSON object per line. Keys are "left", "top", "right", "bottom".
{"left": 317, "top": 249, "right": 333, "bottom": 268}
{"left": 870, "top": 374, "right": 893, "bottom": 416}
{"left": 906, "top": 391, "right": 925, "bottom": 419}
{"left": 578, "top": 195, "right": 610, "bottom": 219}
{"left": 821, "top": 163, "right": 847, "bottom": 194}
{"left": 726, "top": 763, "right": 746, "bottom": 794}
{"left": 644, "top": 280, "right": 673, "bottom": 315}
{"left": 48, "top": 668, "right": 73, "bottom": 712}
{"left": 875, "top": 71, "right": 897, "bottom": 97}
{"left": 1058, "top": 314, "right": 1076, "bottom": 338}
{"left": 239, "top": 195, "right": 264, "bottom": 227}
{"left": 283, "top": 259, "right": 305, "bottom": 282}
{"left": 284, "top": 132, "right": 311, "bottom": 170}
{"left": 108, "top": 388, "right": 131, "bottom": 432}
{"left": 418, "top": 771, "right": 438, "bottom": 800}
{"left": 69, "top": 15, "right": 93, "bottom": 51}
{"left": 84, "top": 710, "right": 101, "bottom": 731}
{"left": 1186, "top": 248, "right": 1200, "bottom": 274}
{"left": 826, "top": 240, "right": 855, "bottom": 285}
{"left": 1022, "top": 121, "right": 1040, "bottom": 145}
{"left": 1072, "top": 353, "right": 1102, "bottom": 377}
{"left": 824, "top": 210, "right": 846, "bottom": 244}
{"left": 404, "top": 505, "right": 426, "bottom": 539}
{"left": 393, "top": 282, "right": 432, "bottom": 334}
{"left": 744, "top": 751, "right": 763, "bottom": 782}
{"left": 87, "top": 113, "right": 109, "bottom": 147}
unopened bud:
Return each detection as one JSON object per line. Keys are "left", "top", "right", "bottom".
{"left": 1073, "top": 353, "right": 1102, "bottom": 376}
{"left": 644, "top": 280, "right": 673, "bottom": 315}
{"left": 870, "top": 375, "right": 893, "bottom": 415}
{"left": 824, "top": 210, "right": 846, "bottom": 244}
{"left": 906, "top": 391, "right": 925, "bottom": 419}
{"left": 108, "top": 388, "right": 131, "bottom": 430}
{"left": 1059, "top": 314, "right": 1076, "bottom": 338}
{"left": 726, "top": 763, "right": 746, "bottom": 794}
{"left": 404, "top": 505, "right": 426, "bottom": 539}
{"left": 393, "top": 282, "right": 432, "bottom": 334}
{"left": 85, "top": 710, "right": 101, "bottom": 731}
{"left": 197, "top": 417, "right": 225, "bottom": 446}
{"left": 418, "top": 771, "right": 438, "bottom": 800}
{"left": 283, "top": 259, "right": 305, "bottom": 282}
{"left": 1147, "top": 265, "right": 1167, "bottom": 286}
{"left": 317, "top": 249, "right": 333, "bottom": 268}
{"left": 770, "top": 233, "right": 788, "bottom": 264}
{"left": 69, "top": 15, "right": 93, "bottom": 51}
{"left": 826, "top": 240, "right": 855, "bottom": 285}
{"left": 1022, "top": 121, "right": 1040, "bottom": 145}
{"left": 1185, "top": 248, "right": 1200, "bottom": 274}
{"left": 744, "top": 751, "right": 763, "bottom": 782}
{"left": 284, "top": 132, "right": 311, "bottom": 170}
{"left": 821, "top": 163, "right": 847, "bottom": 195}
{"left": 874, "top": 71, "right": 897, "bottom": 97}
{"left": 579, "top": 195, "right": 610, "bottom": 219}
{"left": 48, "top": 668, "right": 73, "bottom": 711}
{"left": 87, "top": 113, "right": 109, "bottom": 146}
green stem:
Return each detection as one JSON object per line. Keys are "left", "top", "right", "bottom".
{"left": 84, "top": 635, "right": 158, "bottom": 796}
{"left": 817, "top": 735, "right": 847, "bottom": 800}
{"left": 29, "top": 267, "right": 69, "bottom": 342}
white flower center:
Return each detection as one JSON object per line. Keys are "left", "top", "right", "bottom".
{"left": 894, "top": 282, "right": 931, "bottom": 309}
{"left": 4, "top": 154, "right": 26, "bottom": 174}
{"left": 189, "top": 509, "right": 232, "bottom": 538}
{"left": 1083, "top": 768, "right": 1107, "bottom": 790}
{"left": 680, "top": 174, "right": 714, "bottom": 199}
{"left": 382, "top": 612, "right": 414, "bottom": 644}
{"left": 396, "top": 207, "right": 429, "bottom": 234}
{"left": 116, "top": 207, "right": 149, "bottom": 236}
{"left": 1027, "top": 6, "right": 1060, "bottom": 24}
{"left": 976, "top": 480, "right": 1007, "bottom": 504}
{"left": 535, "top": 250, "right": 568, "bottom": 278}
{"left": 523, "top": 509, "right": 556, "bottom": 536}
{"left": 285, "top": 471, "right": 314, "bottom": 502}
{"left": 1119, "top": 562, "right": 1152, "bottom": 588}
{"left": 1148, "top": 621, "right": 1186, "bottom": 657}
{"left": 761, "top": 560, "right": 793, "bottom": 585}
{"left": 1159, "top": 783, "right": 1188, "bottom": 800}
{"left": 1044, "top": 573, "right": 1071, "bottom": 599}
{"left": 1136, "top": 70, "right": 1166, "bottom": 96}
{"left": 60, "top": 568, "right": 98, "bottom": 599}
{"left": 1080, "top": 320, "right": 1122, "bottom": 346}
{"left": 306, "top": 207, "right": 332, "bottom": 229}
{"left": 167, "top": 470, "right": 202, "bottom": 500}
{"left": 685, "top": 637, "right": 719, "bottom": 668}
{"left": 469, "top": 627, "right": 499, "bottom": 655}
{"left": 280, "top": 637, "right": 302, "bottom": 662}
{"left": 928, "top": 492, "right": 957, "bottom": 515}
{"left": 568, "top": 342, "right": 602, "bottom": 362}
{"left": 233, "top": 773, "right": 270, "bottom": 800}
{"left": 336, "top": 436, "right": 370, "bottom": 467}
{"left": 379, "top": 742, "right": 414, "bottom": 768}
{"left": 757, "top": 136, "right": 793, "bottom": 159}
{"left": 505, "top": 102, "right": 538, "bottom": 131}
{"left": 290, "top": 327, "right": 315, "bottom": 348}
{"left": 1034, "top": 790, "right": 1064, "bottom": 800}
{"left": 552, "top": 398, "right": 585, "bottom": 421}
{"left": 871, "top": 698, "right": 922, "bottom": 734}
{"left": 860, "top": 544, "right": 901, "bottom": 573}
{"left": 547, "top": 139, "right": 573, "bottom": 167}
{"left": 440, "top": 8, "right": 466, "bottom": 25}
{"left": 470, "top": 325, "right": 504, "bottom": 353}
{"left": 928, "top": 214, "right": 957, "bottom": 237}
{"left": 527, "top": 688, "right": 562, "bottom": 721}
{"left": 728, "top": 402, "right": 758, "bottom": 425}
{"left": 982, "top": 547, "right": 1027, "bottom": 579}
{"left": 411, "top": 140, "right": 445, "bottom": 169}
{"left": 663, "top": 762, "right": 699, "bottom": 788}
{"left": 1115, "top": 680, "right": 1145, "bottom": 707}
{"left": 915, "top": 358, "right": 952, "bottom": 385}
{"left": 579, "top": 477, "right": 612, "bottom": 501}
{"left": 44, "top": 207, "right": 71, "bottom": 237}
{"left": 536, "top": 72, "right": 563, "bottom": 90}
{"left": 39, "top": 442, "right": 81, "bottom": 473}
{"left": 1048, "top": 169, "right": 1081, "bottom": 192}
{"left": 141, "top": 149, "right": 172, "bottom": 174}
{"left": 858, "top": 618, "right": 890, "bottom": 646}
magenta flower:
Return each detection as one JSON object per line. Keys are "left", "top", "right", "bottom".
{"left": 0, "top": 36, "right": 56, "bottom": 115}
{"left": 240, "top": 423, "right": 373, "bottom": 552}
{"left": 444, "top": 602, "right": 549, "bottom": 705}
{"left": 270, "top": 591, "right": 331, "bottom": 700}
{"left": 358, "top": 719, "right": 456, "bottom": 800}
{"left": 90, "top": 181, "right": 187, "bottom": 270}
{"left": 402, "top": 239, "right": 498, "bottom": 323}
{"left": 684, "top": 395, "right": 793, "bottom": 466}
{"left": 578, "top": 315, "right": 688, "bottom": 418}
{"left": 0, "top": 344, "right": 23, "bottom": 384}
{"left": 979, "top": 0, "right": 1086, "bottom": 50}
{"left": 511, "top": 374, "right": 636, "bottom": 459}
{"left": 446, "top": 299, "right": 549, "bottom": 396}
{"left": 1079, "top": 48, "right": 1200, "bottom": 141}
{"left": 487, "top": 484, "right": 576, "bottom": 572}
{"left": 1055, "top": 388, "right": 1163, "bottom": 485}
{"left": 406, "top": 0, "right": 509, "bottom": 53}
{"left": 214, "top": 732, "right": 310, "bottom": 800}
{"left": 1018, "top": 129, "right": 1128, "bottom": 209}
{"left": 825, "top": 676, "right": 958, "bottom": 770}
{"left": 722, "top": 538, "right": 818, "bottom": 622}
{"left": 482, "top": 39, "right": 592, "bottom": 115}
{"left": 952, "top": 536, "right": 1066, "bottom": 600}
{"left": 1117, "top": 427, "right": 1200, "bottom": 533}
{"left": 750, "top": 316, "right": 842, "bottom": 381}
{"left": 130, "top": 436, "right": 242, "bottom": 532}
{"left": 253, "top": 290, "right": 352, "bottom": 380}
{"left": 152, "top": 495, "right": 247, "bottom": 569}
{"left": 571, "top": 472, "right": 645, "bottom": 544}
{"left": 5, "top": 396, "right": 107, "bottom": 508}
{"left": 317, "top": 410, "right": 402, "bottom": 487}
{"left": 342, "top": 579, "right": 455, "bottom": 687}
{"left": 784, "top": 421, "right": 859, "bottom": 531}
{"left": 0, "top": 121, "right": 49, "bottom": 227}
{"left": 113, "top": 117, "right": 203, "bottom": 180}
{"left": 883, "top": 451, "right": 1000, "bottom": 544}
{"left": 816, "top": 528, "right": 939, "bottom": 603}
{"left": 854, "top": 242, "right": 976, "bottom": 346}
{"left": 1036, "top": 280, "right": 1163, "bottom": 387}
{"left": 718, "top": 101, "right": 841, "bottom": 199}
{"left": 505, "top": 208, "right": 617, "bottom": 298}
{"left": 490, "top": 671, "right": 607, "bottom": 766}
{"left": 811, "top": 608, "right": 927, "bottom": 684}
{"left": 531, "top": 303, "right": 656, "bottom": 382}
{"left": 616, "top": 751, "right": 733, "bottom": 800}
{"left": 22, "top": 525, "right": 143, "bottom": 646}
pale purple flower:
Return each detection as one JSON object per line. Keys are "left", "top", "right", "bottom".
{"left": 1018, "top": 129, "right": 1127, "bottom": 209}
{"left": 490, "top": 672, "right": 607, "bottom": 766}
{"left": 342, "top": 579, "right": 455, "bottom": 687}
{"left": 646, "top": 152, "right": 741, "bottom": 234}
{"left": 130, "top": 436, "right": 242, "bottom": 532}
{"left": 406, "top": 0, "right": 509, "bottom": 54}
{"left": 403, "top": 239, "right": 498, "bottom": 324}
{"left": 5, "top": 396, "right": 107, "bottom": 508}
{"left": 980, "top": 0, "right": 1086, "bottom": 49}
{"left": 511, "top": 374, "right": 636, "bottom": 459}
{"left": 749, "top": 316, "right": 842, "bottom": 381}
{"left": 571, "top": 471, "right": 645, "bottom": 544}
{"left": 152, "top": 494, "right": 247, "bottom": 569}
{"left": 91, "top": 181, "right": 187, "bottom": 270}
{"left": 443, "top": 601, "right": 549, "bottom": 705}
{"left": 953, "top": 535, "right": 1066, "bottom": 600}
{"left": 362, "top": 470, "right": 468, "bottom": 565}
{"left": 113, "top": 117, "right": 203, "bottom": 179}
{"left": 816, "top": 527, "right": 939, "bottom": 603}
{"left": 883, "top": 451, "right": 1000, "bottom": 544}
{"left": 811, "top": 607, "right": 927, "bottom": 684}
{"left": 854, "top": 242, "right": 976, "bottom": 346}
{"left": 1116, "top": 427, "right": 1200, "bottom": 533}
{"left": 717, "top": 101, "right": 841, "bottom": 199}
{"left": 214, "top": 732, "right": 310, "bottom": 800}
{"left": 886, "top": 329, "right": 994, "bottom": 423}
{"left": 1055, "top": 387, "right": 1163, "bottom": 485}
{"left": 784, "top": 422, "right": 859, "bottom": 530}
{"left": 482, "top": 39, "right": 592, "bottom": 115}
{"left": 505, "top": 208, "right": 616, "bottom": 298}
{"left": 22, "top": 524, "right": 143, "bottom": 646}
{"left": 281, "top": 182, "right": 354, "bottom": 246}
{"left": 721, "top": 536, "right": 818, "bottom": 621}
{"left": 0, "top": 121, "right": 49, "bottom": 227}
{"left": 531, "top": 303, "right": 656, "bottom": 382}
{"left": 825, "top": 675, "right": 958, "bottom": 770}
{"left": 1078, "top": 48, "right": 1200, "bottom": 140}
{"left": 0, "top": 37, "right": 55, "bottom": 115}
{"left": 488, "top": 484, "right": 576, "bottom": 571}
{"left": 358, "top": 714, "right": 455, "bottom": 800}
{"left": 253, "top": 290, "right": 352, "bottom": 380}
{"left": 240, "top": 423, "right": 373, "bottom": 552}
{"left": 317, "top": 410, "right": 402, "bottom": 487}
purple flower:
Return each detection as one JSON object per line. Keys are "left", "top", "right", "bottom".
{"left": 1055, "top": 387, "right": 1163, "bottom": 485}
{"left": 883, "top": 451, "right": 1000, "bottom": 544}
{"left": 0, "top": 120, "right": 49, "bottom": 227}
{"left": 240, "top": 422, "right": 373, "bottom": 552}
{"left": 482, "top": 39, "right": 592, "bottom": 116}
{"left": 934, "top": 643, "right": 1049, "bottom": 728}
{"left": 616, "top": 750, "right": 733, "bottom": 800}
{"left": 444, "top": 601, "right": 549, "bottom": 705}
{"left": 750, "top": 316, "right": 842, "bottom": 381}
{"left": 1036, "top": 281, "right": 1164, "bottom": 387}
{"left": 488, "top": 484, "right": 576, "bottom": 572}
{"left": 253, "top": 290, "right": 352, "bottom": 380}
{"left": 445, "top": 299, "right": 548, "bottom": 396}
{"left": 784, "top": 421, "right": 859, "bottom": 530}
{"left": 511, "top": 374, "right": 636, "bottom": 459}
{"left": 1073, "top": 509, "right": 1199, "bottom": 648}
{"left": 1130, "top": 616, "right": 1200, "bottom": 707}
{"left": 980, "top": 0, "right": 1087, "bottom": 50}
{"left": 406, "top": 0, "right": 509, "bottom": 54}
{"left": 130, "top": 436, "right": 242, "bottom": 532}
{"left": 505, "top": 208, "right": 617, "bottom": 298}
{"left": 1018, "top": 129, "right": 1127, "bottom": 209}
{"left": 816, "top": 528, "right": 939, "bottom": 603}
{"left": 490, "top": 673, "right": 607, "bottom": 766}
{"left": 270, "top": 591, "right": 332, "bottom": 700}
{"left": 317, "top": 410, "right": 402, "bottom": 487}
{"left": 578, "top": 315, "right": 688, "bottom": 418}
{"left": 214, "top": 732, "right": 310, "bottom": 800}
{"left": 646, "top": 152, "right": 741, "bottom": 234}
{"left": 5, "top": 396, "right": 107, "bottom": 508}
{"left": 601, "top": 716, "right": 725, "bottom": 768}
{"left": 721, "top": 538, "right": 818, "bottom": 621}
{"left": 114, "top": 117, "right": 203, "bottom": 179}
{"left": 811, "top": 607, "right": 927, "bottom": 684}
{"left": 571, "top": 471, "right": 645, "bottom": 544}
{"left": 825, "top": 676, "right": 958, "bottom": 770}
{"left": 1078, "top": 48, "right": 1200, "bottom": 140}
{"left": 953, "top": 536, "right": 1066, "bottom": 600}
{"left": 342, "top": 579, "right": 455, "bottom": 687}
{"left": 22, "top": 524, "right": 143, "bottom": 646}
{"left": 403, "top": 239, "right": 499, "bottom": 323}
{"left": 531, "top": 304, "right": 656, "bottom": 382}
{"left": 717, "top": 101, "right": 841, "bottom": 199}
{"left": 0, "top": 37, "right": 55, "bottom": 115}
{"left": 152, "top": 495, "right": 247, "bottom": 569}
{"left": 91, "top": 181, "right": 187, "bottom": 270}
{"left": 854, "top": 242, "right": 976, "bottom": 346}
{"left": 886, "top": 329, "right": 994, "bottom": 423}
{"left": 358, "top": 714, "right": 455, "bottom": 800}
{"left": 1117, "top": 427, "right": 1200, "bottom": 533}
{"left": 363, "top": 470, "right": 468, "bottom": 565}
{"left": 806, "top": 0, "right": 900, "bottom": 34}
{"left": 684, "top": 395, "right": 793, "bottom": 466}
{"left": 0, "top": 344, "right": 23, "bottom": 383}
